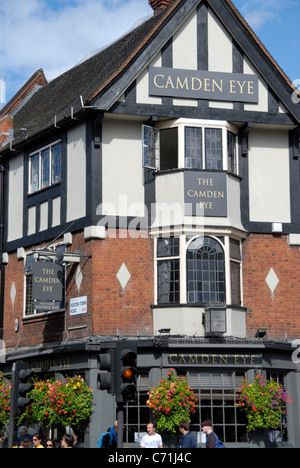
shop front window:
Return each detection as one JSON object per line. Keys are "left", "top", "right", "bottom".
{"left": 124, "top": 371, "right": 247, "bottom": 445}
{"left": 188, "top": 372, "right": 247, "bottom": 444}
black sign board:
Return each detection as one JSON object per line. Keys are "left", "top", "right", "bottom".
{"left": 167, "top": 353, "right": 262, "bottom": 367}
{"left": 149, "top": 67, "right": 259, "bottom": 103}
{"left": 32, "top": 261, "right": 63, "bottom": 311}
{"left": 184, "top": 171, "right": 227, "bottom": 217}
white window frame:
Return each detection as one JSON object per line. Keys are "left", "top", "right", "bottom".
{"left": 142, "top": 125, "right": 160, "bottom": 170}
{"left": 155, "top": 118, "right": 239, "bottom": 174}
{"left": 154, "top": 233, "right": 243, "bottom": 308}
{"left": 29, "top": 140, "right": 61, "bottom": 194}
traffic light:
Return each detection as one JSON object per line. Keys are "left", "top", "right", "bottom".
{"left": 115, "top": 341, "right": 137, "bottom": 404}
{"left": 11, "top": 362, "right": 34, "bottom": 414}
{"left": 97, "top": 349, "right": 115, "bottom": 394}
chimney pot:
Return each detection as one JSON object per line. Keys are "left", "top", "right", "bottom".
{"left": 149, "top": 0, "right": 173, "bottom": 13}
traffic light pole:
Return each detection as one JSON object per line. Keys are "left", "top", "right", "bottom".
{"left": 117, "top": 403, "right": 124, "bottom": 449}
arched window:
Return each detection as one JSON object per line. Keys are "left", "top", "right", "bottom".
{"left": 187, "top": 237, "right": 225, "bottom": 305}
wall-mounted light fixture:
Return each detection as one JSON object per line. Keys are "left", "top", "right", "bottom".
{"left": 255, "top": 329, "right": 267, "bottom": 339}
{"left": 205, "top": 308, "right": 226, "bottom": 336}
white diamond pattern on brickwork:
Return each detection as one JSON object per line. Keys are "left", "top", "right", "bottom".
{"left": 265, "top": 268, "right": 279, "bottom": 294}
{"left": 117, "top": 263, "right": 131, "bottom": 289}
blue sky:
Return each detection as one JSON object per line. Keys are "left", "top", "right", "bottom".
{"left": 0, "top": 0, "right": 300, "bottom": 106}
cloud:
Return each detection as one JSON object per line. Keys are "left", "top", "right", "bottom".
{"left": 0, "top": 0, "right": 152, "bottom": 100}
{"left": 236, "top": 0, "right": 296, "bottom": 29}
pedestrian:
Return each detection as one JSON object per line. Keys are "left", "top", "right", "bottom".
{"left": 178, "top": 421, "right": 197, "bottom": 448}
{"left": 97, "top": 421, "right": 118, "bottom": 448}
{"left": 20, "top": 439, "right": 32, "bottom": 449}
{"left": 140, "top": 422, "right": 163, "bottom": 448}
{"left": 201, "top": 420, "right": 225, "bottom": 448}
{"left": 61, "top": 433, "right": 74, "bottom": 448}
{"left": 0, "top": 430, "right": 4, "bottom": 447}
{"left": 72, "top": 432, "right": 80, "bottom": 448}
{"left": 45, "top": 439, "right": 55, "bottom": 448}
{"left": 18, "top": 426, "right": 32, "bottom": 447}
{"left": 32, "top": 432, "right": 44, "bottom": 448}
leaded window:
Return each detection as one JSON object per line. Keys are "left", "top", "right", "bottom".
{"left": 205, "top": 128, "right": 223, "bottom": 170}
{"left": 157, "top": 238, "right": 180, "bottom": 304}
{"left": 29, "top": 141, "right": 61, "bottom": 194}
{"left": 187, "top": 237, "right": 225, "bottom": 305}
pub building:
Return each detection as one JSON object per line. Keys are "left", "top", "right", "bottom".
{"left": 1, "top": 0, "right": 300, "bottom": 448}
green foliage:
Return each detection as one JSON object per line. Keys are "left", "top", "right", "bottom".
{"left": 238, "top": 374, "right": 292, "bottom": 432}
{"left": 16, "top": 375, "right": 93, "bottom": 430}
{"left": 0, "top": 372, "right": 11, "bottom": 429}
{"left": 146, "top": 369, "right": 198, "bottom": 434}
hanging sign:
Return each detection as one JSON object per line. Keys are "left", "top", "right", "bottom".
{"left": 149, "top": 67, "right": 259, "bottom": 103}
{"left": 32, "top": 261, "right": 64, "bottom": 311}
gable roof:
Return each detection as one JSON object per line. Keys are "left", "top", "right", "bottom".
{"left": 4, "top": 0, "right": 300, "bottom": 151}
{"left": 0, "top": 69, "right": 47, "bottom": 119}
{"left": 10, "top": 1, "right": 181, "bottom": 147}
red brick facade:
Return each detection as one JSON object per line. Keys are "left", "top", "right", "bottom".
{"left": 0, "top": 69, "right": 47, "bottom": 148}
{"left": 243, "top": 234, "right": 300, "bottom": 340}
{"left": 2, "top": 230, "right": 154, "bottom": 349}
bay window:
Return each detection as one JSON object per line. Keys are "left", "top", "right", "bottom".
{"left": 156, "top": 235, "right": 242, "bottom": 308}
{"left": 143, "top": 119, "right": 238, "bottom": 174}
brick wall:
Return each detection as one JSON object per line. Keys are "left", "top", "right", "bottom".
{"left": 0, "top": 69, "right": 47, "bottom": 149}
{"left": 91, "top": 229, "right": 154, "bottom": 337}
{"left": 2, "top": 230, "right": 154, "bottom": 349}
{"left": 0, "top": 115, "right": 13, "bottom": 148}
{"left": 243, "top": 234, "right": 300, "bottom": 340}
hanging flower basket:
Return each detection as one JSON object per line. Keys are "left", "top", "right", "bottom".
{"left": 146, "top": 369, "right": 198, "bottom": 434}
{"left": 17, "top": 375, "right": 93, "bottom": 431}
{"left": 0, "top": 372, "right": 11, "bottom": 429}
{"left": 238, "top": 374, "right": 292, "bottom": 432}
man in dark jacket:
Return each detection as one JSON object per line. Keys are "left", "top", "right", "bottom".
{"left": 178, "top": 421, "right": 197, "bottom": 448}
{"left": 99, "top": 421, "right": 118, "bottom": 448}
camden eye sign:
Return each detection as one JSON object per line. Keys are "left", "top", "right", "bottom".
{"left": 149, "top": 67, "right": 259, "bottom": 103}
{"left": 32, "top": 261, "right": 64, "bottom": 312}
{"left": 184, "top": 171, "right": 227, "bottom": 217}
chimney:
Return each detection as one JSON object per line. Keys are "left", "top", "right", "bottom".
{"left": 149, "top": 0, "right": 173, "bottom": 13}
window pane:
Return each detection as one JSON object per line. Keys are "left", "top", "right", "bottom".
{"left": 143, "top": 126, "right": 159, "bottom": 170}
{"left": 230, "top": 238, "right": 241, "bottom": 261}
{"left": 52, "top": 143, "right": 61, "bottom": 184}
{"left": 205, "top": 128, "right": 222, "bottom": 170}
{"left": 41, "top": 148, "right": 50, "bottom": 189}
{"left": 185, "top": 127, "right": 202, "bottom": 169}
{"left": 187, "top": 237, "right": 225, "bottom": 305}
{"left": 157, "top": 238, "right": 179, "bottom": 258}
{"left": 160, "top": 128, "right": 178, "bottom": 170}
{"left": 157, "top": 259, "right": 180, "bottom": 304}
{"left": 30, "top": 153, "right": 40, "bottom": 193}
{"left": 228, "top": 131, "right": 237, "bottom": 174}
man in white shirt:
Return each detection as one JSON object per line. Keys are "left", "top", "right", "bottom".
{"left": 140, "top": 422, "right": 163, "bottom": 448}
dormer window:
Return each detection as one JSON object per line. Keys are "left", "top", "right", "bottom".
{"left": 29, "top": 140, "right": 61, "bottom": 194}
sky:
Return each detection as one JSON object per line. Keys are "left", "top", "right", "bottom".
{"left": 0, "top": 0, "right": 300, "bottom": 106}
